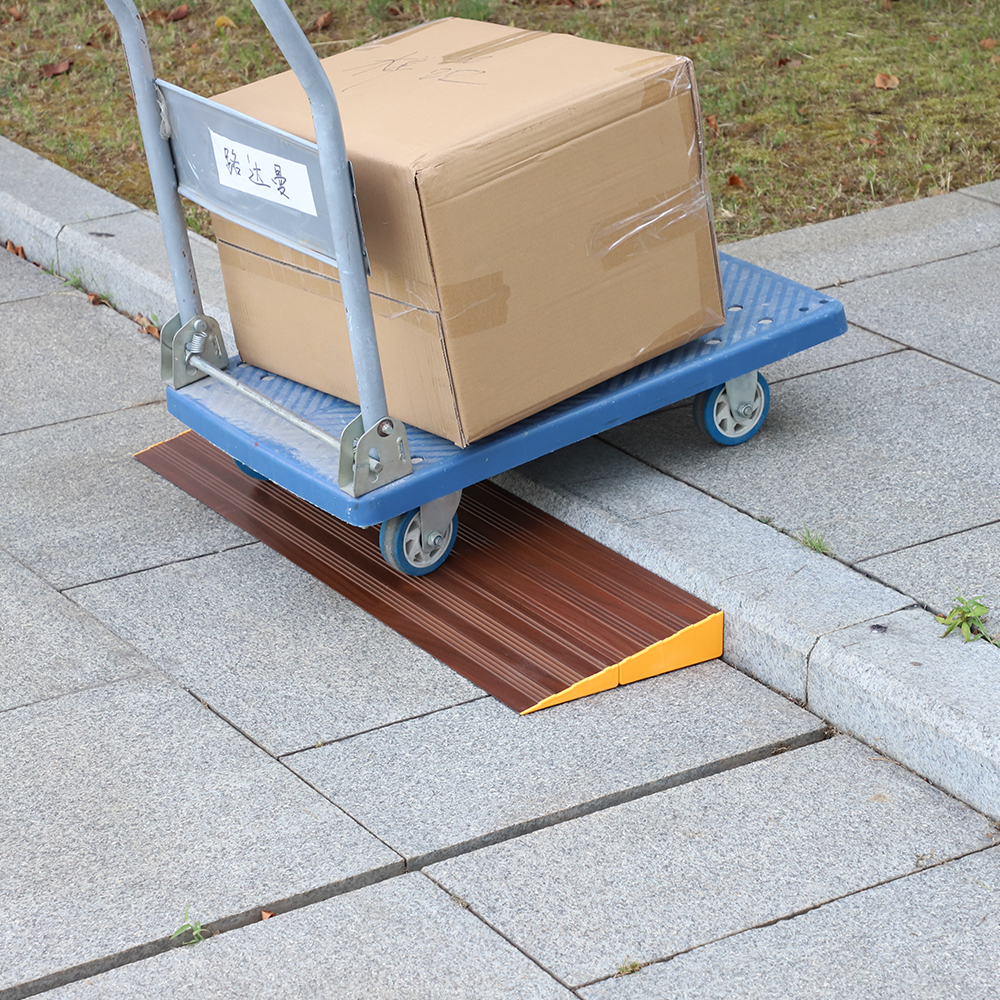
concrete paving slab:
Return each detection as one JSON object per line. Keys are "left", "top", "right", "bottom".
{"left": 59, "top": 211, "right": 235, "bottom": 352}
{"left": 726, "top": 191, "right": 1000, "bottom": 289}
{"left": 859, "top": 521, "right": 1000, "bottom": 617}
{"left": 69, "top": 543, "right": 484, "bottom": 755}
{"left": 0, "top": 246, "right": 64, "bottom": 302}
{"left": 495, "top": 438, "right": 908, "bottom": 701}
{"left": 810, "top": 608, "right": 1000, "bottom": 820}
{"left": 578, "top": 847, "right": 1000, "bottom": 1000}
{"left": 834, "top": 245, "right": 1000, "bottom": 381}
{"left": 0, "top": 407, "right": 250, "bottom": 590}
{"left": 959, "top": 179, "right": 1000, "bottom": 206}
{"left": 426, "top": 736, "right": 998, "bottom": 988}
{"left": 0, "top": 136, "right": 136, "bottom": 267}
{"left": 0, "top": 288, "right": 163, "bottom": 435}
{"left": 0, "top": 549, "right": 153, "bottom": 713}
{"left": 600, "top": 350, "right": 1000, "bottom": 565}
{"left": 286, "top": 661, "right": 827, "bottom": 865}
{"left": 46, "top": 873, "right": 575, "bottom": 1000}
{"left": 0, "top": 672, "right": 402, "bottom": 996}
{"left": 761, "top": 324, "right": 902, "bottom": 383}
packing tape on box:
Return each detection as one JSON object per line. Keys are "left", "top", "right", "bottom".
{"left": 587, "top": 178, "right": 710, "bottom": 265}
{"left": 440, "top": 271, "right": 511, "bottom": 338}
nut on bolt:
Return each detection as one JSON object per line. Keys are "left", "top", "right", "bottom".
{"left": 376, "top": 418, "right": 395, "bottom": 437}
{"left": 424, "top": 531, "right": 444, "bottom": 548}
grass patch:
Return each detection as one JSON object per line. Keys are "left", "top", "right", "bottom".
{"left": 798, "top": 525, "right": 832, "bottom": 556}
{"left": 1, "top": 0, "right": 998, "bottom": 243}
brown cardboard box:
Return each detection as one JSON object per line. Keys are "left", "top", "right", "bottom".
{"left": 212, "top": 18, "right": 724, "bottom": 446}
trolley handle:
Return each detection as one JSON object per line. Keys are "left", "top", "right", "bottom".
{"left": 105, "top": 0, "right": 389, "bottom": 433}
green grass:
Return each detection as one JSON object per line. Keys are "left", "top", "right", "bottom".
{"left": 2, "top": 0, "right": 998, "bottom": 242}
{"left": 798, "top": 525, "right": 832, "bottom": 556}
{"left": 169, "top": 905, "right": 208, "bottom": 947}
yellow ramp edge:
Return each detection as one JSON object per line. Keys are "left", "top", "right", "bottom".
{"left": 520, "top": 664, "right": 620, "bottom": 715}
{"left": 520, "top": 610, "right": 724, "bottom": 714}
{"left": 619, "top": 610, "right": 724, "bottom": 685}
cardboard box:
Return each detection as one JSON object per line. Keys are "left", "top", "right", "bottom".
{"left": 212, "top": 18, "right": 724, "bottom": 446}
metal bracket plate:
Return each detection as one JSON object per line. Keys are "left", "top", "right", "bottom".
{"left": 419, "top": 490, "right": 462, "bottom": 549}
{"left": 161, "top": 312, "right": 228, "bottom": 388}
{"left": 338, "top": 414, "right": 413, "bottom": 498}
{"left": 724, "top": 370, "right": 759, "bottom": 418}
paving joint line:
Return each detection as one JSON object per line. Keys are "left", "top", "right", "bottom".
{"left": 0, "top": 398, "right": 165, "bottom": 441}
{"left": 58, "top": 540, "right": 261, "bottom": 595}
{"left": 418, "top": 870, "right": 587, "bottom": 999}
{"left": 812, "top": 236, "right": 1000, "bottom": 290}
{"left": 399, "top": 728, "right": 833, "bottom": 872}
{"left": 569, "top": 839, "right": 1000, "bottom": 992}
{"left": 277, "top": 694, "right": 493, "bottom": 757}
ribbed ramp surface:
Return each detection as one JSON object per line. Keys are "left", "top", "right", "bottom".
{"left": 137, "top": 432, "right": 723, "bottom": 713}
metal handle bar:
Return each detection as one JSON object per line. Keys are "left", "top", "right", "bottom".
{"left": 105, "top": 0, "right": 389, "bottom": 433}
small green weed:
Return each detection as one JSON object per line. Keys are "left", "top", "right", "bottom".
{"left": 170, "top": 906, "right": 208, "bottom": 947}
{"left": 935, "top": 593, "right": 1000, "bottom": 648}
{"left": 616, "top": 959, "right": 642, "bottom": 976}
{"left": 798, "top": 526, "right": 832, "bottom": 556}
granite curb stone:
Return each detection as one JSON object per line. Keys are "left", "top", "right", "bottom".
{"left": 68, "top": 543, "right": 484, "bottom": 755}
{"left": 495, "top": 441, "right": 1000, "bottom": 820}
{"left": 0, "top": 549, "right": 154, "bottom": 713}
{"left": 0, "top": 672, "right": 402, "bottom": 995}
{"left": 0, "top": 135, "right": 137, "bottom": 267}
{"left": 286, "top": 660, "right": 828, "bottom": 864}
{"left": 494, "top": 438, "right": 911, "bottom": 701}
{"left": 426, "top": 735, "right": 998, "bottom": 988}
{"left": 44, "top": 873, "right": 576, "bottom": 1000}
{"left": 577, "top": 847, "right": 1000, "bottom": 1000}
{"left": 810, "top": 608, "right": 1000, "bottom": 819}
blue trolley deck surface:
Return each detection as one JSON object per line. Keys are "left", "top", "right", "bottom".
{"left": 167, "top": 252, "right": 847, "bottom": 526}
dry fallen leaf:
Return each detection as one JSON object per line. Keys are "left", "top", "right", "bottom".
{"left": 86, "top": 292, "right": 108, "bottom": 306}
{"left": 260, "top": 910, "right": 275, "bottom": 920}
{"left": 926, "top": 35, "right": 939, "bottom": 42}
{"left": 705, "top": 113, "right": 719, "bottom": 136}
{"left": 40, "top": 59, "right": 73, "bottom": 79}
{"left": 5, "top": 239, "right": 26, "bottom": 258}
{"left": 86, "top": 23, "right": 115, "bottom": 46}
{"left": 135, "top": 314, "right": 160, "bottom": 338}
{"left": 315, "top": 10, "right": 334, "bottom": 30}
{"left": 993, "top": 53, "right": 1000, "bottom": 65}
{"left": 981, "top": 38, "right": 998, "bottom": 50}
{"left": 146, "top": 9, "right": 169, "bottom": 25}
{"left": 168, "top": 3, "right": 189, "bottom": 21}
{"left": 874, "top": 72, "right": 899, "bottom": 90}
{"left": 7, "top": 5, "right": 22, "bottom": 20}
{"left": 727, "top": 173, "right": 746, "bottom": 189}
{"left": 215, "top": 15, "right": 236, "bottom": 29}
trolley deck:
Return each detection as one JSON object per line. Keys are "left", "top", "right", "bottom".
{"left": 168, "top": 252, "right": 846, "bottom": 528}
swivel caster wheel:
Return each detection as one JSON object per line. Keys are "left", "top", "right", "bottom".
{"left": 379, "top": 507, "right": 458, "bottom": 576}
{"left": 693, "top": 372, "right": 770, "bottom": 445}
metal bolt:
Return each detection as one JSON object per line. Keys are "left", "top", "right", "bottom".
{"left": 369, "top": 458, "right": 383, "bottom": 474}
{"left": 425, "top": 531, "right": 444, "bottom": 548}
{"left": 376, "top": 418, "right": 394, "bottom": 437}
{"left": 736, "top": 403, "right": 755, "bottom": 418}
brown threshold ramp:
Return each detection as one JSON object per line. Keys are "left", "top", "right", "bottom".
{"left": 137, "top": 432, "right": 722, "bottom": 714}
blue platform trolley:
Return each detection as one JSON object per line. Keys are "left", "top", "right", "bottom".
{"left": 105, "top": 0, "right": 847, "bottom": 575}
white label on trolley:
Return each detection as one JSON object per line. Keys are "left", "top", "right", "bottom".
{"left": 209, "top": 129, "right": 317, "bottom": 216}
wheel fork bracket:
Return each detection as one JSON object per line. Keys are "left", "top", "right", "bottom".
{"left": 724, "top": 370, "right": 759, "bottom": 418}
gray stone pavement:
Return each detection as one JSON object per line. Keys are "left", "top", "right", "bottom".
{"left": 2, "top": 134, "right": 999, "bottom": 997}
